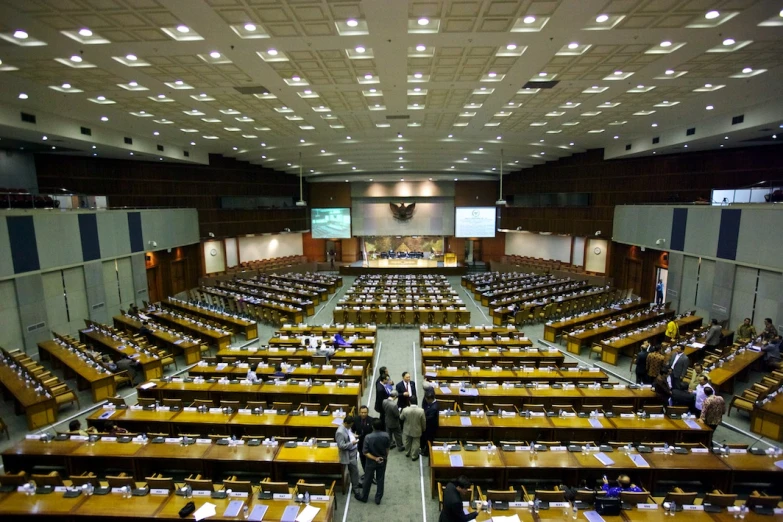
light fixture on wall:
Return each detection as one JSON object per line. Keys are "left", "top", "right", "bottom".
{"left": 495, "top": 148, "right": 506, "bottom": 205}
{"left": 594, "top": 230, "right": 602, "bottom": 236}
{"left": 295, "top": 152, "right": 307, "bottom": 207}
{"left": 208, "top": 232, "right": 215, "bottom": 238}
{"left": 148, "top": 240, "right": 157, "bottom": 248}
{"left": 655, "top": 238, "right": 666, "bottom": 245}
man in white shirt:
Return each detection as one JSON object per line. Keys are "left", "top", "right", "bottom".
{"left": 693, "top": 375, "right": 713, "bottom": 415}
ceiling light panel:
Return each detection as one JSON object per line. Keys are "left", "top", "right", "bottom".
{"left": 511, "top": 16, "right": 550, "bottom": 32}
{"left": 583, "top": 14, "right": 625, "bottom": 30}
{"left": 229, "top": 23, "right": 270, "bottom": 38}
{"left": 160, "top": 26, "right": 204, "bottom": 41}
{"left": 0, "top": 31, "right": 46, "bottom": 46}
{"left": 113, "top": 55, "right": 151, "bottom": 67}
{"left": 60, "top": 30, "right": 110, "bottom": 44}
{"left": 407, "top": 18, "right": 440, "bottom": 34}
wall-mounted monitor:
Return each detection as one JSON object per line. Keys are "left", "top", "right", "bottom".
{"left": 454, "top": 207, "right": 497, "bottom": 238}
{"left": 311, "top": 208, "right": 351, "bottom": 239}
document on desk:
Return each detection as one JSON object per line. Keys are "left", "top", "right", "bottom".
{"left": 439, "top": 387, "right": 452, "bottom": 394}
{"left": 490, "top": 516, "right": 521, "bottom": 522}
{"left": 460, "top": 417, "right": 472, "bottom": 426}
{"left": 295, "top": 505, "right": 320, "bottom": 522}
{"left": 630, "top": 454, "right": 650, "bottom": 467}
{"left": 223, "top": 500, "right": 244, "bottom": 518}
{"left": 594, "top": 452, "right": 615, "bottom": 466}
{"left": 173, "top": 339, "right": 185, "bottom": 345}
{"left": 684, "top": 419, "right": 702, "bottom": 430}
{"left": 248, "top": 504, "right": 268, "bottom": 521}
{"left": 331, "top": 417, "right": 344, "bottom": 426}
{"left": 193, "top": 502, "right": 217, "bottom": 521}
{"left": 449, "top": 454, "right": 464, "bottom": 467}
{"left": 588, "top": 418, "right": 603, "bottom": 428}
{"left": 280, "top": 505, "right": 300, "bottom": 522}
{"left": 583, "top": 511, "right": 607, "bottom": 522}
{"left": 775, "top": 460, "right": 783, "bottom": 470}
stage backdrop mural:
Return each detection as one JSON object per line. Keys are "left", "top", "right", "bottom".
{"left": 364, "top": 236, "right": 444, "bottom": 258}
{"left": 351, "top": 200, "right": 455, "bottom": 236}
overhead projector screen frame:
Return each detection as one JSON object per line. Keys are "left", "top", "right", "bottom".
{"left": 454, "top": 206, "right": 497, "bottom": 238}
{"left": 311, "top": 207, "right": 352, "bottom": 239}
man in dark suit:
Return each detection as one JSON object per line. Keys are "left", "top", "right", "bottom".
{"left": 374, "top": 371, "right": 391, "bottom": 429}
{"left": 669, "top": 345, "right": 690, "bottom": 390}
{"left": 395, "top": 371, "right": 417, "bottom": 409}
{"left": 654, "top": 366, "right": 673, "bottom": 406}
{"left": 352, "top": 405, "right": 375, "bottom": 480}
{"left": 439, "top": 476, "right": 479, "bottom": 522}
{"left": 634, "top": 341, "right": 651, "bottom": 384}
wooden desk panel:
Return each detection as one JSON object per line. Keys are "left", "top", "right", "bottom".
{"left": 162, "top": 298, "right": 258, "bottom": 339}
{"left": 0, "top": 362, "right": 58, "bottom": 430}
{"left": 80, "top": 328, "right": 163, "bottom": 381}
{"left": 113, "top": 315, "right": 202, "bottom": 365}
{"left": 38, "top": 341, "right": 117, "bottom": 403}
{"left": 543, "top": 300, "right": 649, "bottom": 342}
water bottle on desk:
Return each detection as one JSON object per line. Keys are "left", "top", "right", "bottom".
{"left": 305, "top": 491, "right": 310, "bottom": 505}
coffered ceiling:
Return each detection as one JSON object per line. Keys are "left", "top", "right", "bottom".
{"left": 0, "top": 0, "right": 782, "bottom": 181}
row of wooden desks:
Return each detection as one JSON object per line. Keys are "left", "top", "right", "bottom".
{"left": 335, "top": 305, "right": 471, "bottom": 325}
{"left": 111, "top": 315, "right": 203, "bottom": 365}
{"left": 79, "top": 328, "right": 163, "bottom": 382}
{"left": 544, "top": 299, "right": 650, "bottom": 342}
{"left": 216, "top": 345, "right": 374, "bottom": 366}
{"left": 0, "top": 360, "right": 57, "bottom": 430}
{"left": 84, "top": 406, "right": 356, "bottom": 439}
{"left": 201, "top": 287, "right": 306, "bottom": 324}
{"left": 187, "top": 365, "right": 367, "bottom": 393}
{"left": 161, "top": 298, "right": 258, "bottom": 340}
{"left": 598, "top": 315, "right": 704, "bottom": 365}
{"left": 235, "top": 278, "right": 322, "bottom": 304}
{"left": 432, "top": 383, "right": 659, "bottom": 409}
{"left": 565, "top": 308, "right": 676, "bottom": 355}
{"left": 492, "top": 287, "right": 612, "bottom": 326}
{"left": 228, "top": 280, "right": 317, "bottom": 314}
{"left": 144, "top": 311, "right": 231, "bottom": 352}
{"left": 270, "top": 273, "right": 341, "bottom": 293}
{"left": 421, "top": 346, "right": 563, "bottom": 368}
{"left": 482, "top": 277, "right": 575, "bottom": 306}
{"left": 419, "top": 325, "right": 516, "bottom": 342}
{"left": 0, "top": 491, "right": 335, "bottom": 522}
{"left": 37, "top": 341, "right": 117, "bottom": 403}
{"left": 433, "top": 412, "right": 713, "bottom": 445}
{"left": 135, "top": 380, "right": 362, "bottom": 411}
{"left": 1, "top": 439, "right": 338, "bottom": 515}
{"left": 428, "top": 444, "right": 783, "bottom": 498}
{"left": 702, "top": 348, "right": 764, "bottom": 393}
{"left": 751, "top": 390, "right": 783, "bottom": 442}
{"left": 425, "top": 367, "right": 610, "bottom": 384}
{"left": 280, "top": 324, "right": 377, "bottom": 336}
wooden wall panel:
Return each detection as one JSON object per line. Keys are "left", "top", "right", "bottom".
{"left": 610, "top": 243, "right": 668, "bottom": 302}
{"left": 455, "top": 181, "right": 499, "bottom": 207}
{"left": 35, "top": 154, "right": 307, "bottom": 238}
{"left": 480, "top": 233, "right": 506, "bottom": 263}
{"left": 309, "top": 183, "right": 352, "bottom": 208}
{"left": 302, "top": 232, "right": 326, "bottom": 263}
{"left": 145, "top": 244, "right": 201, "bottom": 301}
{"left": 500, "top": 144, "right": 783, "bottom": 237}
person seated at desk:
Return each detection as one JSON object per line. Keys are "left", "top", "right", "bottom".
{"left": 737, "top": 318, "right": 757, "bottom": 341}
{"left": 68, "top": 419, "right": 96, "bottom": 437}
{"left": 761, "top": 335, "right": 782, "bottom": 370}
{"left": 601, "top": 475, "right": 643, "bottom": 497}
{"left": 103, "top": 421, "right": 128, "bottom": 436}
{"left": 139, "top": 321, "right": 154, "bottom": 340}
{"left": 654, "top": 366, "right": 673, "bottom": 406}
{"left": 246, "top": 366, "right": 260, "bottom": 383}
{"left": 128, "top": 303, "right": 140, "bottom": 317}
{"left": 762, "top": 318, "right": 778, "bottom": 342}
{"left": 445, "top": 336, "right": 459, "bottom": 346}
{"left": 101, "top": 354, "right": 118, "bottom": 372}
{"left": 315, "top": 340, "right": 336, "bottom": 361}
{"left": 334, "top": 333, "right": 352, "bottom": 348}
{"left": 272, "top": 364, "right": 287, "bottom": 380}
{"left": 115, "top": 354, "right": 142, "bottom": 385}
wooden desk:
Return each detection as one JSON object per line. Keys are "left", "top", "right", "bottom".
{"left": 433, "top": 385, "right": 659, "bottom": 410}
{"left": 80, "top": 328, "right": 163, "bottom": 381}
{"left": 598, "top": 315, "right": 704, "bottom": 365}
{"left": 428, "top": 368, "right": 609, "bottom": 384}
{"left": 162, "top": 298, "right": 258, "bottom": 340}
{"left": 201, "top": 286, "right": 306, "bottom": 325}
{"left": 751, "top": 392, "right": 783, "bottom": 442}
{"left": 0, "top": 361, "right": 57, "bottom": 430}
{"left": 703, "top": 349, "right": 763, "bottom": 393}
{"left": 146, "top": 311, "right": 230, "bottom": 352}
{"left": 37, "top": 340, "right": 117, "bottom": 403}
{"left": 544, "top": 299, "right": 650, "bottom": 342}
{"left": 565, "top": 308, "right": 675, "bottom": 355}
{"left": 112, "top": 315, "right": 202, "bottom": 365}
{"left": 273, "top": 444, "right": 346, "bottom": 492}
{"left": 421, "top": 346, "right": 562, "bottom": 371}
{"left": 428, "top": 444, "right": 505, "bottom": 497}
{"left": 420, "top": 326, "right": 516, "bottom": 342}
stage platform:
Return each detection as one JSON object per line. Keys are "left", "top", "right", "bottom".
{"left": 339, "top": 260, "right": 467, "bottom": 276}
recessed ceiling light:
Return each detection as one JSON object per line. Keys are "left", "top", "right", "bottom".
{"left": 176, "top": 25, "right": 190, "bottom": 33}
{"left": 292, "top": 75, "right": 301, "bottom": 81}
{"left": 158, "top": 94, "right": 166, "bottom": 98}
{"left": 399, "top": 156, "right": 403, "bottom": 160}
{"left": 96, "top": 95, "right": 106, "bottom": 101}
{"left": 488, "top": 72, "right": 497, "bottom": 78}
{"left": 665, "top": 69, "right": 675, "bottom": 75}
{"left": 62, "top": 83, "right": 71, "bottom": 89}
{"left": 684, "top": 144, "right": 688, "bottom": 148}
{"left": 463, "top": 157, "right": 467, "bottom": 160}
{"left": 191, "top": 142, "right": 196, "bottom": 146}
{"left": 364, "top": 73, "right": 373, "bottom": 79}
{"left": 70, "top": 55, "right": 82, "bottom": 62}
{"left": 125, "top": 54, "right": 137, "bottom": 61}
{"left": 614, "top": 70, "right": 623, "bottom": 75}
{"left": 398, "top": 146, "right": 403, "bottom": 150}
{"left": 355, "top": 46, "right": 365, "bottom": 53}
{"left": 267, "top": 49, "right": 278, "bottom": 56}
{"left": 742, "top": 67, "right": 752, "bottom": 74}
{"left": 613, "top": 135, "right": 619, "bottom": 139}
{"left": 538, "top": 72, "right": 547, "bottom": 77}
{"left": 660, "top": 40, "right": 672, "bottom": 47}
{"left": 724, "top": 136, "right": 729, "bottom": 140}
{"left": 723, "top": 38, "right": 735, "bottom": 46}
{"left": 18, "top": 93, "right": 28, "bottom": 99}
{"left": 417, "top": 17, "right": 429, "bottom": 26}
{"left": 352, "top": 166, "right": 357, "bottom": 170}
{"left": 347, "top": 136, "right": 352, "bottom": 139}
{"left": 13, "top": 30, "right": 28, "bottom": 39}
{"left": 478, "top": 147, "right": 483, "bottom": 151}
{"left": 506, "top": 44, "right": 517, "bottom": 50}
{"left": 42, "top": 136, "right": 48, "bottom": 140}
{"left": 567, "top": 42, "right": 579, "bottom": 49}
{"left": 415, "top": 44, "right": 426, "bottom": 52}
{"left": 338, "top": 158, "right": 342, "bottom": 162}
{"left": 244, "top": 23, "right": 256, "bottom": 31}
{"left": 100, "top": 116, "right": 108, "bottom": 121}
{"left": 704, "top": 83, "right": 712, "bottom": 88}
{"left": 496, "top": 136, "right": 502, "bottom": 140}
{"left": 705, "top": 10, "right": 720, "bottom": 19}
{"left": 448, "top": 134, "right": 453, "bottom": 138}
{"left": 706, "top": 105, "right": 714, "bottom": 110}
{"left": 153, "top": 131, "right": 159, "bottom": 136}
{"left": 299, "top": 138, "right": 305, "bottom": 143}
{"left": 523, "top": 16, "right": 536, "bottom": 24}
{"left": 569, "top": 142, "right": 574, "bottom": 146}
{"left": 78, "top": 28, "right": 93, "bottom": 37}
{"left": 414, "top": 72, "right": 422, "bottom": 78}
{"left": 129, "top": 81, "right": 138, "bottom": 87}
{"left": 595, "top": 14, "right": 609, "bottom": 23}
{"left": 320, "top": 149, "right": 325, "bottom": 153}
{"left": 652, "top": 123, "right": 658, "bottom": 127}
{"left": 346, "top": 19, "right": 359, "bottom": 27}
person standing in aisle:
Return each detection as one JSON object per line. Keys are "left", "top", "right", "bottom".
{"left": 400, "top": 402, "right": 426, "bottom": 461}
{"left": 335, "top": 415, "right": 362, "bottom": 493}
{"left": 352, "top": 405, "right": 375, "bottom": 481}
{"left": 700, "top": 386, "right": 725, "bottom": 431}
{"left": 420, "top": 392, "right": 439, "bottom": 458}
{"left": 656, "top": 279, "right": 664, "bottom": 306}
{"left": 383, "top": 391, "right": 403, "bottom": 451}
{"left": 354, "top": 419, "right": 390, "bottom": 505}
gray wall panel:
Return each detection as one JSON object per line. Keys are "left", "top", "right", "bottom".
{"left": 695, "top": 259, "right": 715, "bottom": 319}
{"left": 84, "top": 262, "right": 108, "bottom": 324}
{"left": 130, "top": 253, "right": 148, "bottom": 305}
{"left": 34, "top": 214, "right": 82, "bottom": 270}
{"left": 97, "top": 212, "right": 131, "bottom": 259}
{"left": 666, "top": 252, "right": 684, "bottom": 311}
{"left": 730, "top": 266, "right": 760, "bottom": 333}
{"left": 683, "top": 208, "right": 720, "bottom": 258}
{"left": 14, "top": 274, "right": 48, "bottom": 352}
{"left": 0, "top": 217, "right": 14, "bottom": 278}
{"left": 0, "top": 280, "right": 23, "bottom": 351}
{"left": 710, "top": 261, "right": 735, "bottom": 322}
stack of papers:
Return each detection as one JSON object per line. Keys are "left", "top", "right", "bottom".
{"left": 193, "top": 502, "right": 217, "bottom": 521}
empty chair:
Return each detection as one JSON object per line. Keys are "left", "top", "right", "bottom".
{"left": 663, "top": 488, "right": 698, "bottom": 506}
{"left": 105, "top": 397, "right": 127, "bottom": 408}
{"left": 69, "top": 472, "right": 100, "bottom": 487}
{"left": 480, "top": 486, "right": 516, "bottom": 502}
{"left": 0, "top": 471, "right": 29, "bottom": 487}
{"left": 327, "top": 404, "right": 351, "bottom": 414}
{"left": 259, "top": 480, "right": 291, "bottom": 494}
{"left": 185, "top": 474, "right": 214, "bottom": 492}
{"left": 272, "top": 402, "right": 294, "bottom": 412}
{"left": 30, "top": 471, "right": 64, "bottom": 487}
{"left": 219, "top": 400, "right": 240, "bottom": 410}
{"left": 746, "top": 492, "right": 782, "bottom": 508}
{"left": 523, "top": 404, "right": 546, "bottom": 413}
{"left": 137, "top": 397, "right": 156, "bottom": 407}
{"left": 461, "top": 403, "right": 486, "bottom": 413}
{"left": 162, "top": 398, "right": 182, "bottom": 408}
{"left": 491, "top": 403, "right": 518, "bottom": 414}
{"left": 298, "top": 402, "right": 321, "bottom": 412}
{"left": 106, "top": 473, "right": 136, "bottom": 489}
{"left": 223, "top": 476, "right": 253, "bottom": 494}
{"left": 611, "top": 405, "right": 634, "bottom": 415}
{"left": 534, "top": 488, "right": 566, "bottom": 502}
{"left": 666, "top": 406, "right": 689, "bottom": 416}
{"left": 703, "top": 490, "right": 737, "bottom": 507}
{"left": 641, "top": 405, "right": 664, "bottom": 415}
{"left": 296, "top": 480, "right": 335, "bottom": 497}
{"left": 620, "top": 490, "right": 652, "bottom": 504}
{"left": 191, "top": 399, "right": 214, "bottom": 408}
{"left": 145, "top": 474, "right": 176, "bottom": 491}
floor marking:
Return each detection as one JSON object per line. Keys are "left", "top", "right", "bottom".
{"left": 312, "top": 287, "right": 340, "bottom": 321}
{"left": 341, "top": 484, "right": 352, "bottom": 522}
{"left": 461, "top": 284, "right": 490, "bottom": 324}
{"left": 366, "top": 341, "right": 382, "bottom": 408}
{"left": 413, "top": 341, "right": 428, "bottom": 522}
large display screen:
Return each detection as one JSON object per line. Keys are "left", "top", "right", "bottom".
{"left": 455, "top": 207, "right": 497, "bottom": 238}
{"left": 311, "top": 208, "right": 351, "bottom": 239}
